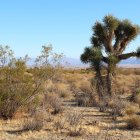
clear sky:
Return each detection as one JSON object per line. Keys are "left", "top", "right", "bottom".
{"left": 0, "top": 0, "right": 140, "bottom": 58}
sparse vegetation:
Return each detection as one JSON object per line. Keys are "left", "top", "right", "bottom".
{"left": 0, "top": 15, "right": 140, "bottom": 140}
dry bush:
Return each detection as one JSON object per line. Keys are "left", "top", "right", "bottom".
{"left": 76, "top": 94, "right": 92, "bottom": 107}
{"left": 129, "top": 80, "right": 140, "bottom": 105}
{"left": 69, "top": 82, "right": 81, "bottom": 95}
{"left": 98, "top": 99, "right": 108, "bottom": 112}
{"left": 97, "top": 95, "right": 111, "bottom": 112}
{"left": 79, "top": 81, "right": 92, "bottom": 94}
{"left": 46, "top": 81, "right": 56, "bottom": 93}
{"left": 53, "top": 110, "right": 84, "bottom": 136}
{"left": 54, "top": 116, "right": 66, "bottom": 131}
{"left": 23, "top": 109, "right": 46, "bottom": 131}
{"left": 68, "top": 128, "right": 83, "bottom": 137}
{"left": 75, "top": 81, "right": 97, "bottom": 107}
{"left": 67, "top": 111, "right": 84, "bottom": 126}
{"left": 45, "top": 93, "right": 63, "bottom": 114}
{"left": 65, "top": 74, "right": 81, "bottom": 95}
{"left": 127, "top": 115, "right": 140, "bottom": 129}
{"left": 46, "top": 81, "right": 70, "bottom": 98}
{"left": 66, "top": 110, "right": 84, "bottom": 137}
{"left": 108, "top": 97, "right": 126, "bottom": 120}
{"left": 133, "top": 85, "right": 140, "bottom": 107}
{"left": 125, "top": 104, "right": 137, "bottom": 116}
{"left": 55, "top": 83, "right": 70, "bottom": 98}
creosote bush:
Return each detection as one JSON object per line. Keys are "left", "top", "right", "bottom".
{"left": 0, "top": 45, "right": 63, "bottom": 119}
{"left": 0, "top": 59, "right": 41, "bottom": 119}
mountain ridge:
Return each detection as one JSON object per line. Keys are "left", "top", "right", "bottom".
{"left": 27, "top": 57, "right": 140, "bottom": 68}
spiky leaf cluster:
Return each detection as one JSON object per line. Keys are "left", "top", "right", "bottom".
{"left": 81, "top": 15, "right": 140, "bottom": 72}
{"left": 91, "top": 15, "right": 140, "bottom": 54}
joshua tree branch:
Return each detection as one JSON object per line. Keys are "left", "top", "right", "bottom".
{"left": 118, "top": 52, "right": 138, "bottom": 60}
{"left": 102, "top": 56, "right": 108, "bottom": 63}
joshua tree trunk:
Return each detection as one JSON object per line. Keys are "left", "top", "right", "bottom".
{"left": 95, "top": 67, "right": 104, "bottom": 100}
{"left": 96, "top": 73, "right": 103, "bottom": 100}
{"left": 106, "top": 69, "right": 112, "bottom": 96}
{"left": 106, "top": 63, "right": 116, "bottom": 97}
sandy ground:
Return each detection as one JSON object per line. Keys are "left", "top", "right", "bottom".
{"left": 0, "top": 98, "right": 140, "bottom": 140}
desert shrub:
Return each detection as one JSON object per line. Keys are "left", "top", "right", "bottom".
{"left": 125, "top": 104, "right": 137, "bottom": 116}
{"left": 68, "top": 128, "right": 83, "bottom": 137}
{"left": 108, "top": 97, "right": 126, "bottom": 120}
{"left": 54, "top": 83, "right": 70, "bottom": 98}
{"left": 66, "top": 110, "right": 84, "bottom": 137}
{"left": 76, "top": 93, "right": 91, "bottom": 107}
{"left": 79, "top": 81, "right": 92, "bottom": 94}
{"left": 45, "top": 93, "right": 63, "bottom": 114}
{"left": 54, "top": 116, "right": 66, "bottom": 131}
{"left": 23, "top": 109, "right": 46, "bottom": 131}
{"left": 69, "top": 82, "right": 80, "bottom": 96}
{"left": 98, "top": 99, "right": 108, "bottom": 112}
{"left": 75, "top": 81, "right": 97, "bottom": 107}
{"left": 127, "top": 115, "right": 140, "bottom": 129}
{"left": 133, "top": 88, "right": 140, "bottom": 107}
{"left": 0, "top": 59, "right": 42, "bottom": 119}
{"left": 25, "top": 97, "right": 41, "bottom": 116}
{"left": 129, "top": 80, "right": 140, "bottom": 108}
{"left": 0, "top": 45, "right": 63, "bottom": 119}
{"left": 46, "top": 81, "right": 56, "bottom": 93}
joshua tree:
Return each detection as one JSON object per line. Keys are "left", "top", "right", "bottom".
{"left": 81, "top": 15, "right": 140, "bottom": 98}
{"left": 81, "top": 47, "right": 104, "bottom": 100}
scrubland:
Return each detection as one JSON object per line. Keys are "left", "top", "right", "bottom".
{"left": 0, "top": 45, "right": 140, "bottom": 140}
{"left": 0, "top": 66, "right": 140, "bottom": 140}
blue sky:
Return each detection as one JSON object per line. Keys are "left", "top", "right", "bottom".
{"left": 0, "top": 0, "right": 140, "bottom": 58}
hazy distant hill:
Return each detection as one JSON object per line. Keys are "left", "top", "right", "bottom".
{"left": 27, "top": 57, "right": 140, "bottom": 68}
{"left": 63, "top": 57, "right": 140, "bottom": 68}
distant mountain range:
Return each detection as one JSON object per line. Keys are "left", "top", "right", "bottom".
{"left": 61, "top": 57, "right": 140, "bottom": 68}
{"left": 118, "top": 58, "right": 140, "bottom": 68}
{"left": 27, "top": 57, "right": 140, "bottom": 68}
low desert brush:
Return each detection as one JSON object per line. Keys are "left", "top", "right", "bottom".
{"left": 45, "top": 93, "right": 63, "bottom": 114}
{"left": 23, "top": 109, "right": 46, "bottom": 131}
{"left": 127, "top": 115, "right": 140, "bottom": 129}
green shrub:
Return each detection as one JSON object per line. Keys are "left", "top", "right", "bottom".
{"left": 0, "top": 60, "right": 42, "bottom": 119}
{"left": 0, "top": 45, "right": 63, "bottom": 119}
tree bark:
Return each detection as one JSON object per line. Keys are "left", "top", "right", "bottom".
{"left": 96, "top": 71, "right": 104, "bottom": 100}
{"left": 118, "top": 52, "right": 138, "bottom": 60}
{"left": 106, "top": 63, "right": 116, "bottom": 97}
{"left": 106, "top": 68, "right": 112, "bottom": 96}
